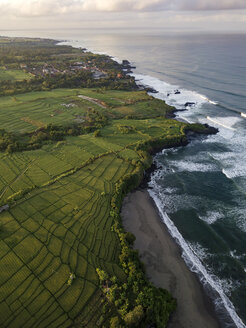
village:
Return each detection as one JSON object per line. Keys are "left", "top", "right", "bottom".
{"left": 16, "top": 54, "right": 134, "bottom": 81}
{"left": 21, "top": 59, "right": 109, "bottom": 80}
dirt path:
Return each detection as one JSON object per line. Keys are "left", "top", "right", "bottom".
{"left": 78, "top": 95, "right": 107, "bottom": 109}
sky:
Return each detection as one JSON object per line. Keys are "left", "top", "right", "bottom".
{"left": 0, "top": 0, "right": 245, "bottom": 33}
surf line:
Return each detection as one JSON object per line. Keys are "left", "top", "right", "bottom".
{"left": 148, "top": 187, "right": 246, "bottom": 328}
{"left": 241, "top": 112, "right": 246, "bottom": 119}
{"left": 206, "top": 116, "right": 235, "bottom": 131}
{"left": 200, "top": 95, "right": 218, "bottom": 105}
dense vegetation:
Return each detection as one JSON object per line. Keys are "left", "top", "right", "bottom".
{"left": 0, "top": 37, "right": 214, "bottom": 328}
{"left": 0, "top": 108, "right": 108, "bottom": 153}
{"left": 0, "top": 37, "right": 137, "bottom": 96}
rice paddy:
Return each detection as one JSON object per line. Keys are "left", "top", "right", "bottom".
{"left": 0, "top": 88, "right": 186, "bottom": 327}
{"left": 0, "top": 68, "right": 33, "bottom": 82}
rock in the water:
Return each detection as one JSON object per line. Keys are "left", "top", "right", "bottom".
{"left": 122, "top": 59, "right": 130, "bottom": 66}
{"left": 185, "top": 102, "right": 196, "bottom": 107}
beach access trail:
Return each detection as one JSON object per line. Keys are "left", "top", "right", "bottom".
{"left": 122, "top": 190, "right": 220, "bottom": 328}
{"left": 78, "top": 95, "right": 107, "bottom": 108}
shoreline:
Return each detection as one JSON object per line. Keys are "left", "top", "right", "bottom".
{"left": 1, "top": 35, "right": 244, "bottom": 328}
{"left": 121, "top": 189, "right": 221, "bottom": 328}
{"left": 51, "top": 40, "right": 220, "bottom": 328}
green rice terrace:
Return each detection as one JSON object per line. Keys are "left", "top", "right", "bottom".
{"left": 0, "top": 38, "right": 214, "bottom": 328}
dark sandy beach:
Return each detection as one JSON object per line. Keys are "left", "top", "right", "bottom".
{"left": 121, "top": 189, "right": 220, "bottom": 328}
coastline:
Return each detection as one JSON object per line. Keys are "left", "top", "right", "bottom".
{"left": 121, "top": 189, "right": 221, "bottom": 328}
{"left": 61, "top": 38, "right": 222, "bottom": 326}
{"left": 1, "top": 35, "right": 245, "bottom": 328}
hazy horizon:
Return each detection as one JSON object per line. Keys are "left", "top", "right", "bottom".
{"left": 0, "top": 0, "right": 245, "bottom": 33}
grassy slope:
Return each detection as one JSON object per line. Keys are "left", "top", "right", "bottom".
{"left": 0, "top": 89, "right": 187, "bottom": 327}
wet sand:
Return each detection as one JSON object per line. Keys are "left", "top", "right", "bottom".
{"left": 121, "top": 189, "right": 220, "bottom": 328}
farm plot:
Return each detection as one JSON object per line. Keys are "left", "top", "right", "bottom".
{"left": 0, "top": 153, "right": 134, "bottom": 328}
{"left": 76, "top": 89, "right": 150, "bottom": 108}
{"left": 0, "top": 89, "right": 103, "bottom": 133}
{"left": 0, "top": 68, "right": 32, "bottom": 82}
{"left": 0, "top": 88, "right": 187, "bottom": 327}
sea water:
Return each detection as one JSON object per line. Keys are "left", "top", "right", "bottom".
{"left": 2, "top": 29, "right": 246, "bottom": 327}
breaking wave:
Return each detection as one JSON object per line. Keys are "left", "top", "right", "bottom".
{"left": 148, "top": 182, "right": 246, "bottom": 328}
{"left": 133, "top": 73, "right": 217, "bottom": 113}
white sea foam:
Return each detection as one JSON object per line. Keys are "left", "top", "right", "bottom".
{"left": 133, "top": 73, "right": 215, "bottom": 112}
{"left": 222, "top": 167, "right": 246, "bottom": 180}
{"left": 162, "top": 187, "right": 179, "bottom": 194}
{"left": 213, "top": 135, "right": 246, "bottom": 179}
{"left": 230, "top": 250, "right": 246, "bottom": 261}
{"left": 199, "top": 95, "right": 218, "bottom": 105}
{"left": 199, "top": 211, "right": 224, "bottom": 225}
{"left": 149, "top": 165, "right": 205, "bottom": 213}
{"left": 187, "top": 241, "right": 210, "bottom": 260}
{"left": 222, "top": 168, "right": 235, "bottom": 180}
{"left": 148, "top": 187, "right": 246, "bottom": 328}
{"left": 187, "top": 242, "right": 240, "bottom": 295}
{"left": 206, "top": 116, "right": 241, "bottom": 131}
{"left": 158, "top": 141, "right": 218, "bottom": 173}
{"left": 228, "top": 206, "right": 246, "bottom": 233}
{"left": 173, "top": 159, "right": 217, "bottom": 173}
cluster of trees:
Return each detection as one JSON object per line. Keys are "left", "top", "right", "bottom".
{"left": 0, "top": 129, "right": 17, "bottom": 153}
{"left": 0, "top": 109, "right": 108, "bottom": 153}
{"left": 117, "top": 125, "right": 134, "bottom": 134}
{"left": 0, "top": 39, "right": 78, "bottom": 65}
{"left": 83, "top": 53, "right": 122, "bottom": 71}
{"left": 95, "top": 130, "right": 208, "bottom": 326}
{"left": 134, "top": 134, "right": 188, "bottom": 154}
{"left": 97, "top": 221, "right": 176, "bottom": 327}
{"left": 0, "top": 71, "right": 137, "bottom": 96}
{"left": 95, "top": 158, "right": 176, "bottom": 327}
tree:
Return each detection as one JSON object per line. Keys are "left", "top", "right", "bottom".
{"left": 124, "top": 305, "right": 144, "bottom": 326}
{"left": 96, "top": 268, "right": 109, "bottom": 282}
{"left": 110, "top": 316, "right": 122, "bottom": 328}
{"left": 94, "top": 129, "right": 101, "bottom": 137}
{"left": 125, "top": 232, "right": 136, "bottom": 246}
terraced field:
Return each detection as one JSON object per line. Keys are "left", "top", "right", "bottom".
{"left": 0, "top": 88, "right": 187, "bottom": 327}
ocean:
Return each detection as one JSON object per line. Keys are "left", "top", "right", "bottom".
{"left": 1, "top": 29, "right": 246, "bottom": 327}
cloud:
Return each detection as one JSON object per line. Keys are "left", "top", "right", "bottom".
{"left": 1, "top": 0, "right": 246, "bottom": 17}
{"left": 171, "top": 0, "right": 246, "bottom": 11}
{"left": 81, "top": 0, "right": 246, "bottom": 11}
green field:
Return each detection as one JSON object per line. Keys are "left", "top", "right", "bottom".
{"left": 0, "top": 88, "right": 173, "bottom": 133}
{"left": 0, "top": 87, "right": 188, "bottom": 327}
{"left": 0, "top": 68, "right": 32, "bottom": 82}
